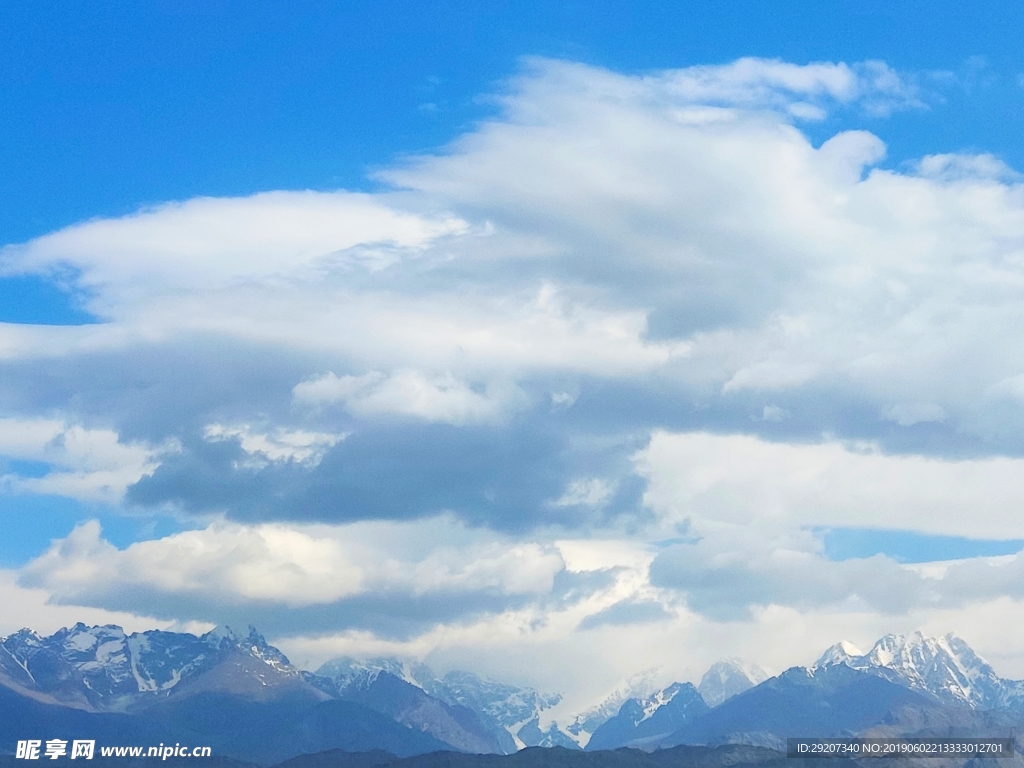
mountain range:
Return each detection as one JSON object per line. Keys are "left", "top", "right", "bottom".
{"left": 2, "top": 624, "right": 1023, "bottom": 764}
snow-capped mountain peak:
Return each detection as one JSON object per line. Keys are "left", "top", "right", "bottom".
{"left": 697, "top": 658, "right": 768, "bottom": 708}
{"left": 813, "top": 631, "right": 1023, "bottom": 711}
{"left": 201, "top": 625, "right": 292, "bottom": 670}
{"left": 0, "top": 623, "right": 307, "bottom": 711}
{"left": 584, "top": 681, "right": 708, "bottom": 750}
{"left": 201, "top": 624, "right": 244, "bottom": 646}
{"left": 814, "top": 641, "right": 865, "bottom": 669}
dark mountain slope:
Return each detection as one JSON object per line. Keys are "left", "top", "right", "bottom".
{"left": 332, "top": 672, "right": 502, "bottom": 754}
{"left": 0, "top": 685, "right": 451, "bottom": 765}
{"left": 586, "top": 683, "right": 709, "bottom": 750}
{"left": 662, "top": 665, "right": 942, "bottom": 748}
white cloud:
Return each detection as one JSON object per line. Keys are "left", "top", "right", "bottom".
{"left": 203, "top": 423, "right": 346, "bottom": 468}
{"left": 23, "top": 520, "right": 364, "bottom": 606}
{"left": 2, "top": 191, "right": 467, "bottom": 295}
{"left": 722, "top": 360, "right": 819, "bottom": 392}
{"left": 293, "top": 370, "right": 525, "bottom": 425}
{"left": 408, "top": 541, "right": 563, "bottom": 596}
{"left": 623, "top": 429, "right": 1024, "bottom": 621}
{"left": 0, "top": 417, "right": 173, "bottom": 502}
{"left": 555, "top": 538, "right": 654, "bottom": 573}
{"left": 21, "top": 516, "right": 565, "bottom": 610}
{"left": 550, "top": 478, "right": 616, "bottom": 508}
{"left": 0, "top": 57, "right": 1004, "bottom": 436}
{"left": 915, "top": 152, "right": 1019, "bottom": 182}
{"left": 657, "top": 58, "right": 921, "bottom": 116}
{"left": 637, "top": 431, "right": 1024, "bottom": 540}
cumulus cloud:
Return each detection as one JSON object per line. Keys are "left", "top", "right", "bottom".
{"left": 2, "top": 57, "right": 1017, "bottom": 467}
{"left": 637, "top": 431, "right": 1024, "bottom": 540}
{"left": 629, "top": 430, "right": 1024, "bottom": 620}
{"left": 0, "top": 417, "right": 173, "bottom": 501}
{"left": 21, "top": 517, "right": 566, "bottom": 615}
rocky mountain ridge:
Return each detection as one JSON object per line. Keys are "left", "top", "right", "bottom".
{"left": 0, "top": 623, "right": 311, "bottom": 712}
{"left": 5, "top": 624, "right": 1024, "bottom": 760}
{"left": 814, "top": 631, "right": 1024, "bottom": 711}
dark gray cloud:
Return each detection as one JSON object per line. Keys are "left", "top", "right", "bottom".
{"left": 125, "top": 397, "right": 649, "bottom": 531}
{"left": 0, "top": 338, "right": 316, "bottom": 440}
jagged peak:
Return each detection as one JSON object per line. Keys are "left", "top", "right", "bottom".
{"left": 200, "top": 624, "right": 271, "bottom": 650}
{"left": 861, "top": 631, "right": 990, "bottom": 671}
{"left": 201, "top": 624, "right": 245, "bottom": 646}
{"left": 807, "top": 631, "right": 1016, "bottom": 710}
{"left": 51, "top": 622, "right": 126, "bottom": 637}
{"left": 812, "top": 630, "right": 1002, "bottom": 676}
{"left": 2, "top": 627, "right": 44, "bottom": 643}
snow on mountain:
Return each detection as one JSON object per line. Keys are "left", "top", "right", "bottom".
{"left": 515, "top": 718, "right": 581, "bottom": 749}
{"left": 314, "top": 656, "right": 434, "bottom": 691}
{"left": 2, "top": 626, "right": 508, "bottom": 753}
{"left": 314, "top": 657, "right": 566, "bottom": 753}
{"left": 566, "top": 669, "right": 659, "bottom": 745}
{"left": 698, "top": 659, "right": 768, "bottom": 708}
{"left": 569, "top": 659, "right": 770, "bottom": 749}
{"left": 814, "top": 641, "right": 864, "bottom": 669}
{"left": 0, "top": 622, "right": 310, "bottom": 711}
{"left": 422, "top": 668, "right": 562, "bottom": 729}
{"left": 17, "top": 623, "right": 1024, "bottom": 756}
{"left": 313, "top": 659, "right": 504, "bottom": 754}
{"left": 814, "top": 631, "right": 1024, "bottom": 711}
{"left": 419, "top": 668, "right": 569, "bottom": 750}
{"left": 585, "top": 682, "right": 708, "bottom": 750}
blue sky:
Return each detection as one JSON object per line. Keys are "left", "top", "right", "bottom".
{"left": 6, "top": 1, "right": 1024, "bottom": 708}
{"left": 3, "top": 0, "right": 1024, "bottom": 245}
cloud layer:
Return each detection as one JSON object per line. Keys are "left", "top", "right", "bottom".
{"left": 5, "top": 56, "right": 1024, "bottom": 704}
